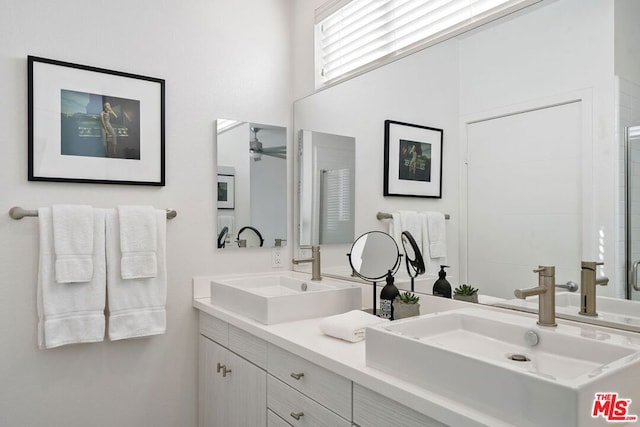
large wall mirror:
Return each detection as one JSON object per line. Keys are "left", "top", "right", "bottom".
{"left": 293, "top": 0, "right": 640, "bottom": 332}
{"left": 216, "top": 119, "right": 287, "bottom": 249}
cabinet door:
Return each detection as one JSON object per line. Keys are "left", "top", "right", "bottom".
{"left": 199, "top": 336, "right": 229, "bottom": 427}
{"left": 200, "top": 335, "right": 267, "bottom": 426}
{"left": 227, "top": 350, "right": 267, "bottom": 426}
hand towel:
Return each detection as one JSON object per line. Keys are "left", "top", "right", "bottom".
{"left": 52, "top": 204, "right": 94, "bottom": 283}
{"left": 399, "top": 210, "right": 422, "bottom": 249}
{"left": 106, "top": 208, "right": 167, "bottom": 341}
{"left": 37, "top": 208, "right": 106, "bottom": 349}
{"left": 319, "top": 310, "right": 389, "bottom": 343}
{"left": 117, "top": 205, "right": 158, "bottom": 279}
{"left": 389, "top": 212, "right": 403, "bottom": 254}
{"left": 426, "top": 211, "right": 447, "bottom": 258}
{"left": 420, "top": 212, "right": 446, "bottom": 274}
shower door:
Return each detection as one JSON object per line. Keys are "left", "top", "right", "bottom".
{"left": 627, "top": 125, "right": 640, "bottom": 300}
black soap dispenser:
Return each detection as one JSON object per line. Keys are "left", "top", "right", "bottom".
{"left": 433, "top": 265, "right": 452, "bottom": 298}
{"left": 379, "top": 270, "right": 400, "bottom": 320}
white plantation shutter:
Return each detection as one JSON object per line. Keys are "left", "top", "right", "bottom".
{"left": 315, "top": 0, "right": 540, "bottom": 87}
{"left": 320, "top": 169, "right": 354, "bottom": 244}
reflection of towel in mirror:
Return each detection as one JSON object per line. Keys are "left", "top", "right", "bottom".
{"left": 319, "top": 310, "right": 389, "bottom": 342}
{"left": 399, "top": 210, "right": 422, "bottom": 250}
{"left": 388, "top": 213, "right": 403, "bottom": 253}
{"left": 421, "top": 212, "right": 447, "bottom": 274}
{"left": 389, "top": 211, "right": 423, "bottom": 255}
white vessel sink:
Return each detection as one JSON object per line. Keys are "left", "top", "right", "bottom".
{"left": 366, "top": 308, "right": 640, "bottom": 427}
{"left": 210, "top": 271, "right": 362, "bottom": 324}
{"left": 496, "top": 292, "right": 640, "bottom": 333}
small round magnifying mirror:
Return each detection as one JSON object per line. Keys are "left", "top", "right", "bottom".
{"left": 401, "top": 231, "right": 425, "bottom": 291}
{"left": 348, "top": 231, "right": 401, "bottom": 316}
{"left": 349, "top": 231, "right": 401, "bottom": 281}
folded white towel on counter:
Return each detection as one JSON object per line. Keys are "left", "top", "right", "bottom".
{"left": 106, "top": 208, "right": 167, "bottom": 341}
{"left": 37, "top": 207, "right": 106, "bottom": 349}
{"left": 52, "top": 204, "right": 94, "bottom": 283}
{"left": 319, "top": 310, "right": 389, "bottom": 343}
{"left": 117, "top": 205, "right": 158, "bottom": 279}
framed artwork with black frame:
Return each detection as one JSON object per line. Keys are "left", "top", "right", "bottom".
{"left": 383, "top": 119, "right": 443, "bottom": 198}
{"left": 28, "top": 56, "right": 165, "bottom": 185}
{"left": 217, "top": 174, "right": 235, "bottom": 209}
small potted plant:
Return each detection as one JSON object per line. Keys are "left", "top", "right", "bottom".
{"left": 453, "top": 284, "right": 479, "bottom": 303}
{"left": 392, "top": 291, "right": 420, "bottom": 319}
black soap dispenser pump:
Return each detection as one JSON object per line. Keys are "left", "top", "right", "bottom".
{"left": 433, "top": 265, "right": 452, "bottom": 298}
{"left": 379, "top": 270, "right": 400, "bottom": 320}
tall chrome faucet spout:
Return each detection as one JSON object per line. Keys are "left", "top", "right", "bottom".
{"left": 514, "top": 266, "right": 557, "bottom": 327}
{"left": 292, "top": 246, "right": 322, "bottom": 281}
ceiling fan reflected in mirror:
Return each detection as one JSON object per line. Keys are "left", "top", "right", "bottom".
{"left": 250, "top": 127, "right": 286, "bottom": 161}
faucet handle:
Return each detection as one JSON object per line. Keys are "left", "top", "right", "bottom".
{"left": 533, "top": 266, "right": 554, "bottom": 276}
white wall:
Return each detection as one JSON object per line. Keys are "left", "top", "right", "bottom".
{"left": 0, "top": 1, "right": 292, "bottom": 426}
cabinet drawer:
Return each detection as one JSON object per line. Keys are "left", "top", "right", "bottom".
{"left": 268, "top": 409, "right": 292, "bottom": 427}
{"left": 353, "top": 384, "right": 446, "bottom": 427}
{"left": 268, "top": 345, "right": 351, "bottom": 419}
{"left": 199, "top": 312, "right": 228, "bottom": 346}
{"left": 268, "top": 375, "right": 351, "bottom": 427}
{"left": 229, "top": 324, "right": 268, "bottom": 369}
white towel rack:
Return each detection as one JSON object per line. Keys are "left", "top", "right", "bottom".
{"left": 376, "top": 211, "right": 449, "bottom": 220}
{"left": 9, "top": 206, "right": 177, "bottom": 220}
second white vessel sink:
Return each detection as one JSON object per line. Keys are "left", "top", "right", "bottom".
{"left": 366, "top": 308, "right": 640, "bottom": 427}
{"left": 210, "top": 271, "right": 362, "bottom": 324}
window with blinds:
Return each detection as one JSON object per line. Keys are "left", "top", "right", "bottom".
{"left": 315, "top": 0, "right": 540, "bottom": 87}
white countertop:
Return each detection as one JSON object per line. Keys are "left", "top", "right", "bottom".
{"left": 193, "top": 273, "right": 517, "bottom": 427}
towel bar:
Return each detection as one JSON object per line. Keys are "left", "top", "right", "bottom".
{"left": 9, "top": 206, "right": 177, "bottom": 220}
{"left": 376, "top": 211, "right": 450, "bottom": 220}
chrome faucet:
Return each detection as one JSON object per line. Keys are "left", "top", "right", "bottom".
{"left": 579, "top": 261, "right": 608, "bottom": 317}
{"left": 514, "top": 266, "right": 557, "bottom": 327}
{"left": 292, "top": 246, "right": 321, "bottom": 281}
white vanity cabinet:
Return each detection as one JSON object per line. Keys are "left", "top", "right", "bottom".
{"left": 198, "top": 313, "right": 267, "bottom": 427}
{"left": 197, "top": 311, "right": 449, "bottom": 427}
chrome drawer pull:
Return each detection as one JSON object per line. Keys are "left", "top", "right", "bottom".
{"left": 290, "top": 372, "right": 305, "bottom": 380}
{"left": 290, "top": 411, "right": 304, "bottom": 420}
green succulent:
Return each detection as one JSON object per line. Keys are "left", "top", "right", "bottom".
{"left": 454, "top": 284, "right": 479, "bottom": 296}
{"left": 395, "top": 291, "right": 420, "bottom": 304}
